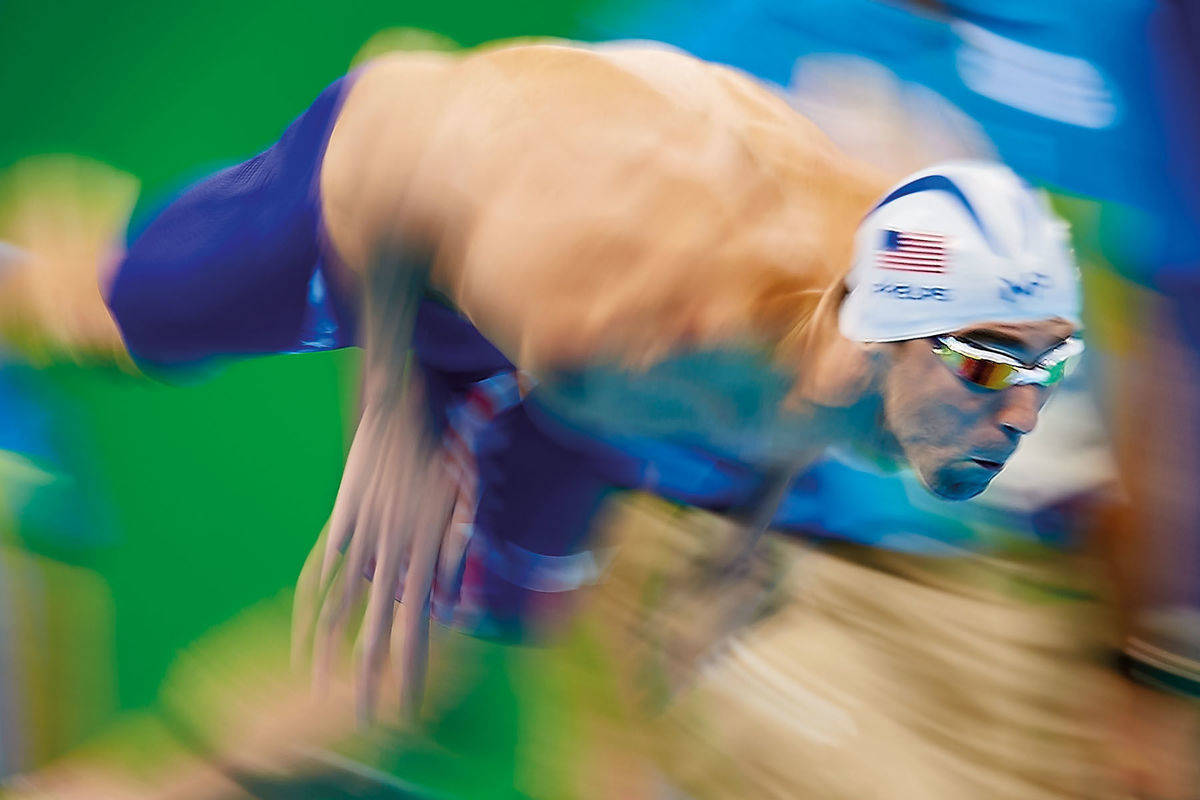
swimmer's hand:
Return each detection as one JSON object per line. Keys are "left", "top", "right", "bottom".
{"left": 292, "top": 261, "right": 457, "bottom": 725}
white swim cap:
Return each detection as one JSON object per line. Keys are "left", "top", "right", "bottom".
{"left": 839, "top": 160, "right": 1082, "bottom": 342}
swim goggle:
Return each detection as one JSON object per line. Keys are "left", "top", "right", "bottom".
{"left": 932, "top": 334, "right": 1084, "bottom": 390}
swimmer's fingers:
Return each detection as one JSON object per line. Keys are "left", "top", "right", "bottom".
{"left": 291, "top": 526, "right": 331, "bottom": 671}
{"left": 312, "top": 414, "right": 400, "bottom": 691}
{"left": 397, "top": 456, "right": 455, "bottom": 722}
{"left": 321, "top": 404, "right": 385, "bottom": 588}
{"left": 354, "top": 427, "right": 423, "bottom": 723}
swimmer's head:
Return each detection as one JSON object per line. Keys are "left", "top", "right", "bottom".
{"left": 841, "top": 161, "right": 1083, "bottom": 499}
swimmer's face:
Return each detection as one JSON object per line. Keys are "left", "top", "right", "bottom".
{"left": 879, "top": 319, "right": 1076, "bottom": 500}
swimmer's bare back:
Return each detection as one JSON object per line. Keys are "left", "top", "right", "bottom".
{"left": 319, "top": 42, "right": 888, "bottom": 376}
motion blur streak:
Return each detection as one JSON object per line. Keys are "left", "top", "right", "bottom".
{"left": 0, "top": 2, "right": 1197, "bottom": 799}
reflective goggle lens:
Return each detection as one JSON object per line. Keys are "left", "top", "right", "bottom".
{"left": 933, "top": 336, "right": 1082, "bottom": 390}
{"left": 936, "top": 346, "right": 1016, "bottom": 389}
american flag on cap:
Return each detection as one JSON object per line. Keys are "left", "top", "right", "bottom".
{"left": 877, "top": 229, "right": 948, "bottom": 274}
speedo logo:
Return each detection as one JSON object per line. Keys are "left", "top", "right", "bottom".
{"left": 873, "top": 282, "right": 953, "bottom": 302}
{"left": 999, "top": 271, "right": 1052, "bottom": 303}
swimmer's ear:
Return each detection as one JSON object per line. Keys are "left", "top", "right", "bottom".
{"left": 780, "top": 279, "right": 880, "bottom": 410}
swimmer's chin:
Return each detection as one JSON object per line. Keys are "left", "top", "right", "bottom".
{"left": 917, "top": 462, "right": 996, "bottom": 501}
